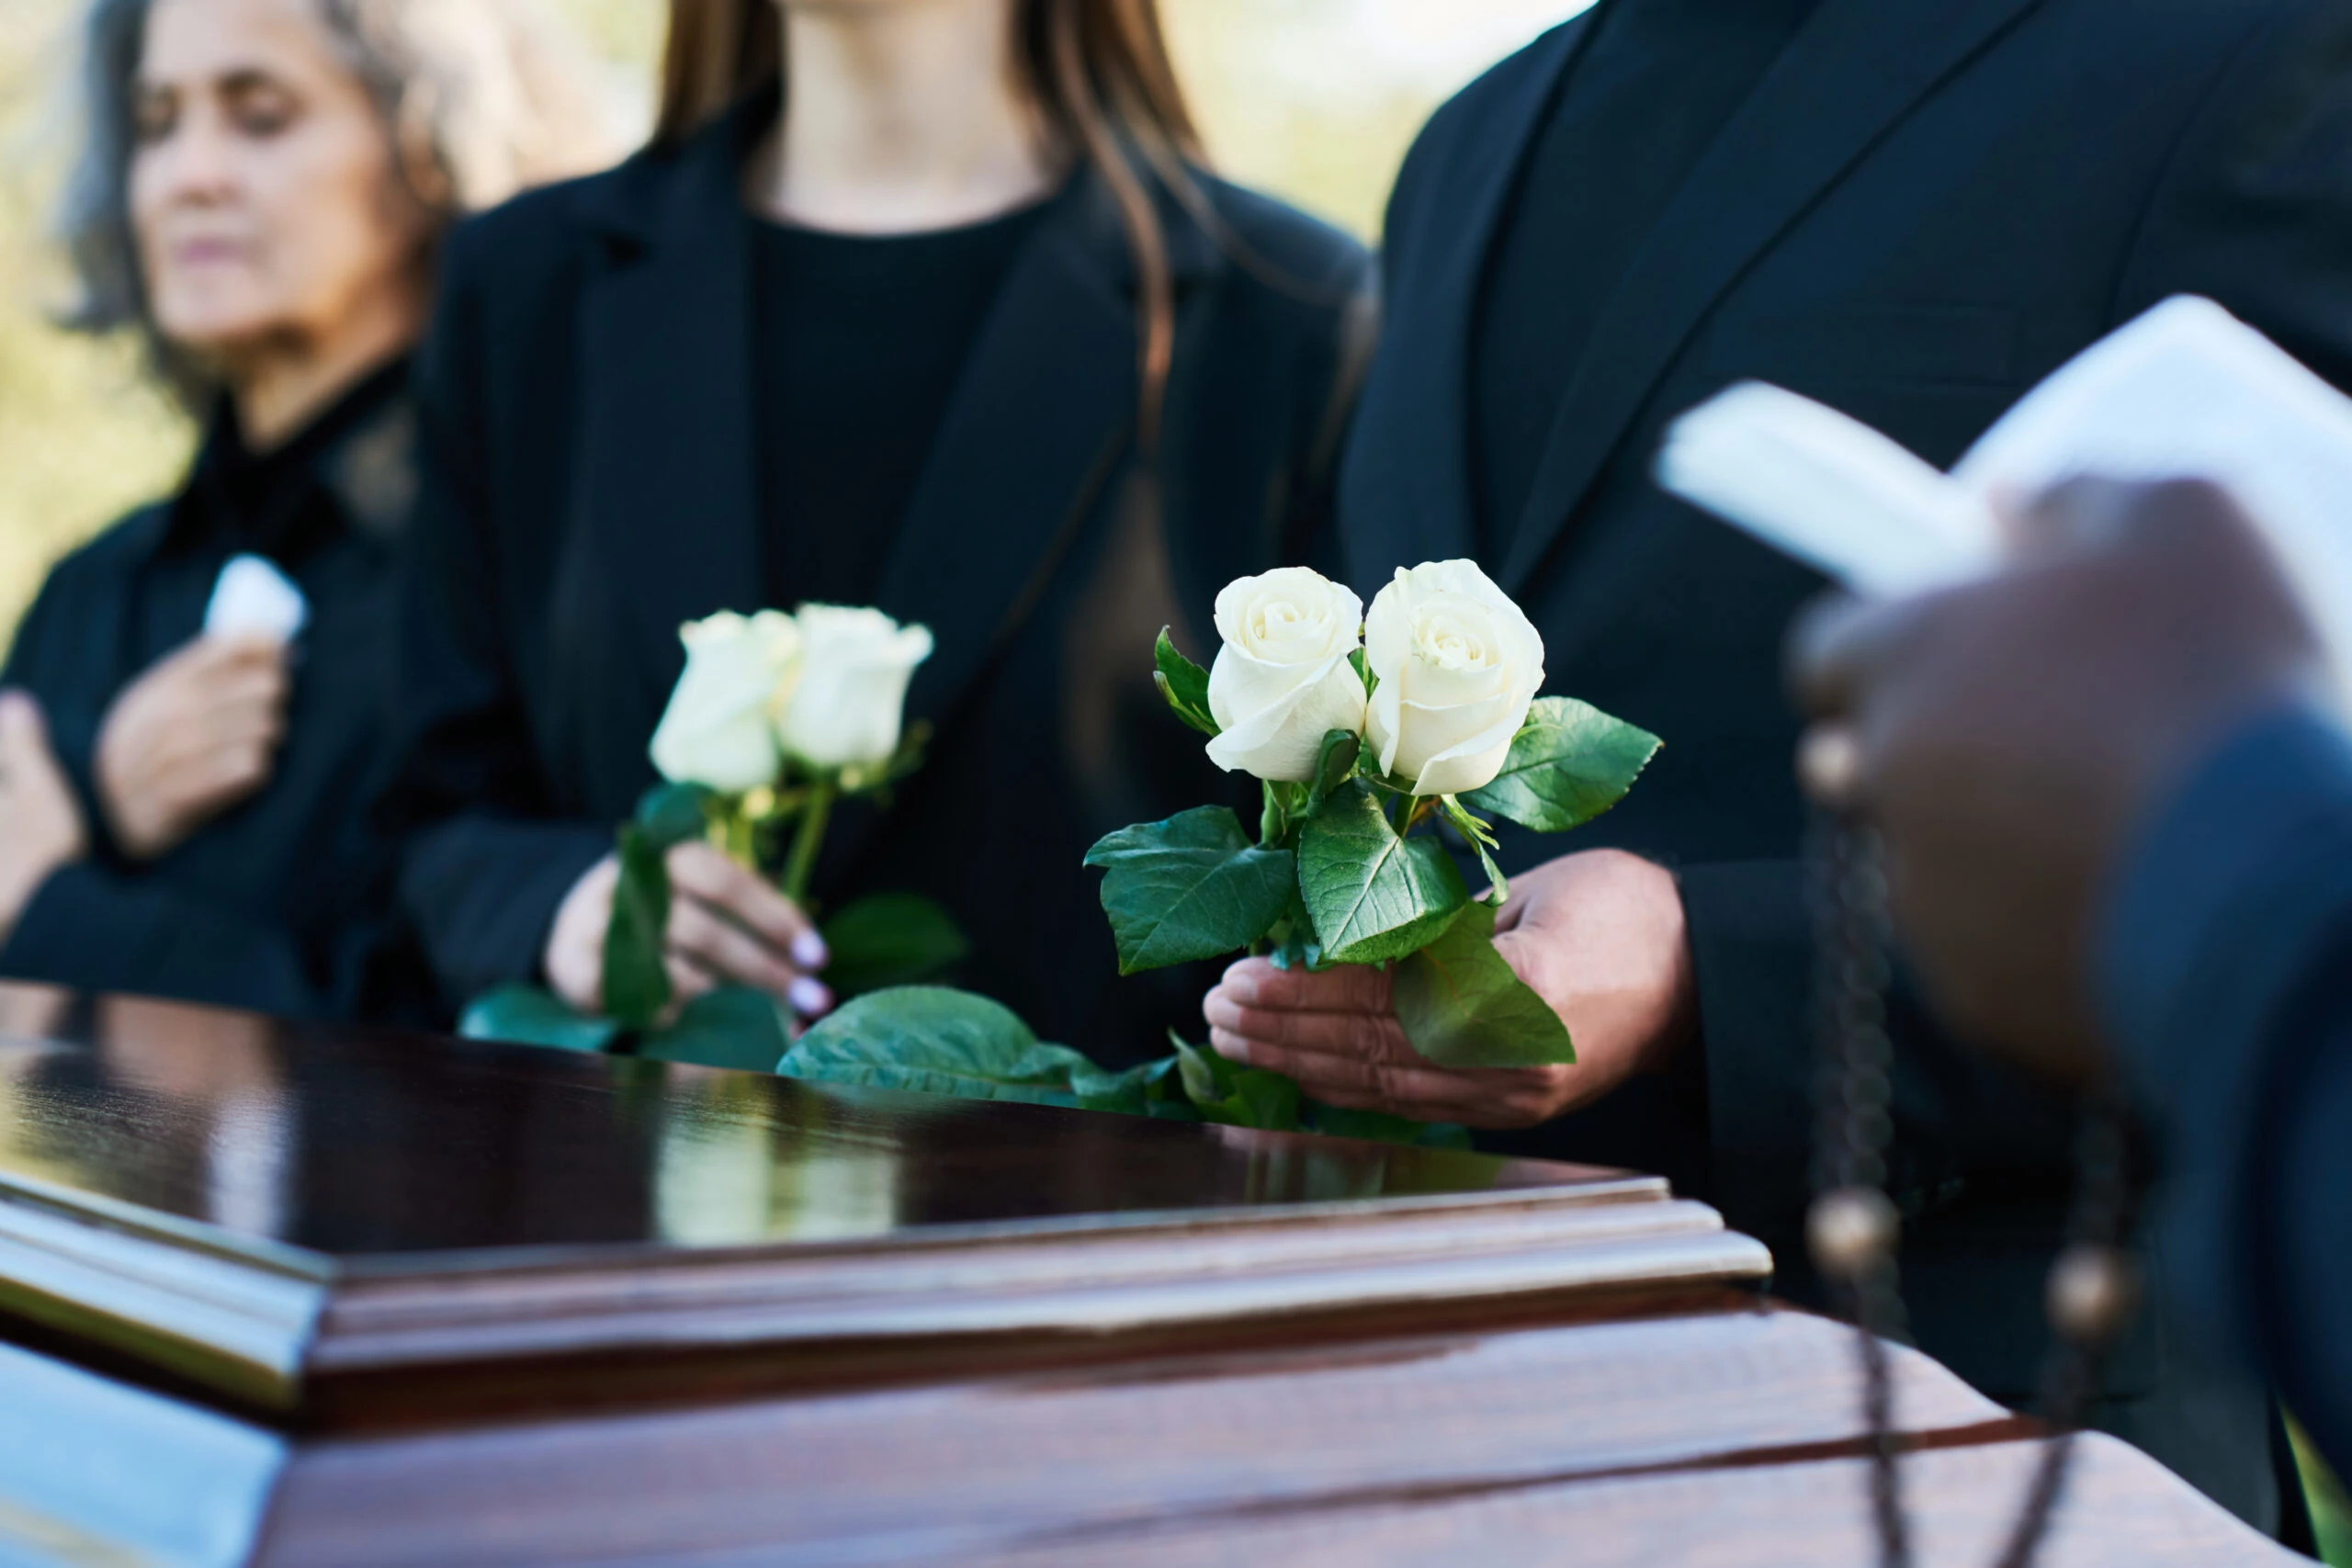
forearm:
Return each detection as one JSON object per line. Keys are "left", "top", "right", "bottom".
{"left": 2101, "top": 703, "right": 2352, "bottom": 1474}
{"left": 0, "top": 864, "right": 322, "bottom": 1016}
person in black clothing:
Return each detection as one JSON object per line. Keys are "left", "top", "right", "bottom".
{"left": 379, "top": 0, "right": 1373, "bottom": 1060}
{"left": 1204, "top": 0, "right": 2352, "bottom": 1537}
{"left": 0, "top": 0, "right": 615, "bottom": 1017}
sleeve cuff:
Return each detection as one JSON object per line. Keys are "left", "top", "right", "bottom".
{"left": 400, "top": 819, "right": 613, "bottom": 1008}
{"left": 2100, "top": 702, "right": 2352, "bottom": 1128}
{"left": 0, "top": 862, "right": 322, "bottom": 1013}
{"left": 41, "top": 716, "right": 122, "bottom": 868}
{"left": 0, "top": 863, "right": 113, "bottom": 983}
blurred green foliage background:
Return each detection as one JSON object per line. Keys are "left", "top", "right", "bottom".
{"left": 0, "top": 0, "right": 1572, "bottom": 648}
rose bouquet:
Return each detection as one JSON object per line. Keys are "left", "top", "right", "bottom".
{"left": 461, "top": 604, "right": 968, "bottom": 1068}
{"left": 750, "top": 558, "right": 1657, "bottom": 1147}
{"left": 466, "top": 564, "right": 1655, "bottom": 1145}
{"left": 1089, "top": 560, "right": 1658, "bottom": 1066}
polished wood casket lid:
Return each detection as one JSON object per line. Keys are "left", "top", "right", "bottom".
{"left": 0, "top": 985, "right": 1769, "bottom": 1428}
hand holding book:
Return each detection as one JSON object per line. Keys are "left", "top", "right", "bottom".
{"left": 1658, "top": 295, "right": 2352, "bottom": 690}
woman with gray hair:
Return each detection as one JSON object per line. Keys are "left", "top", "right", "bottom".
{"left": 0, "top": 0, "right": 616, "bottom": 1018}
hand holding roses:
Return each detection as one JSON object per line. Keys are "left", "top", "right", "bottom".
{"left": 526, "top": 602, "right": 933, "bottom": 1039}
{"left": 1092, "top": 558, "right": 1659, "bottom": 1076}
{"left": 544, "top": 841, "right": 830, "bottom": 1021}
{"left": 1203, "top": 849, "right": 1695, "bottom": 1126}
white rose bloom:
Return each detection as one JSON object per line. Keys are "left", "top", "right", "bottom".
{"left": 1365, "top": 559, "right": 1545, "bottom": 796}
{"left": 1204, "top": 566, "right": 1370, "bottom": 783}
{"left": 649, "top": 610, "right": 803, "bottom": 793}
{"left": 777, "top": 604, "right": 934, "bottom": 773}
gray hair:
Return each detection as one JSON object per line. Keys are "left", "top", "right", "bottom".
{"left": 60, "top": 0, "right": 625, "bottom": 404}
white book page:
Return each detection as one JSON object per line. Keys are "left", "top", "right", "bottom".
{"left": 1655, "top": 296, "right": 2352, "bottom": 680}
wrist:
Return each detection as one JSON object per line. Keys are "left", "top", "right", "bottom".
{"left": 1644, "top": 864, "right": 1700, "bottom": 1072}
{"left": 93, "top": 753, "right": 150, "bottom": 863}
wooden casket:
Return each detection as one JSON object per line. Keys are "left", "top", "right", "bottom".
{"left": 0, "top": 982, "right": 2302, "bottom": 1564}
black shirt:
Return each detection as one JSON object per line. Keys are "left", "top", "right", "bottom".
{"left": 0, "top": 357, "right": 424, "bottom": 1019}
{"left": 1471, "top": 0, "right": 1819, "bottom": 558}
{"left": 752, "top": 201, "right": 1046, "bottom": 609}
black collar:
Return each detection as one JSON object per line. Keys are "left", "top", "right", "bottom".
{"left": 575, "top": 88, "right": 1226, "bottom": 294}
{"left": 163, "top": 354, "right": 415, "bottom": 561}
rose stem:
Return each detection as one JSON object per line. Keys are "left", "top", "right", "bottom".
{"left": 781, "top": 776, "right": 837, "bottom": 908}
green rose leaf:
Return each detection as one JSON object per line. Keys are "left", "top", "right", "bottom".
{"left": 1070, "top": 1055, "right": 1196, "bottom": 1120}
{"left": 776, "top": 987, "right": 1103, "bottom": 1108}
{"left": 458, "top": 984, "right": 621, "bottom": 1055}
{"left": 1264, "top": 887, "right": 1325, "bottom": 972}
{"left": 1306, "top": 1104, "right": 1475, "bottom": 1150}
{"left": 634, "top": 781, "right": 717, "bottom": 848}
{"left": 1462, "top": 697, "right": 1662, "bottom": 834}
{"left": 1171, "top": 1035, "right": 1303, "bottom": 1131}
{"left": 1084, "top": 807, "right": 1296, "bottom": 975}
{"left": 603, "top": 821, "right": 673, "bottom": 1030}
{"left": 820, "top": 893, "right": 971, "bottom": 998}
{"left": 639, "top": 986, "right": 792, "bottom": 1071}
{"left": 1153, "top": 626, "right": 1219, "bottom": 738}
{"left": 1298, "top": 780, "right": 1471, "bottom": 964}
{"left": 1303, "top": 728, "right": 1363, "bottom": 818}
{"left": 1392, "top": 900, "right": 1576, "bottom": 1067}
{"left": 1439, "top": 795, "right": 1510, "bottom": 902}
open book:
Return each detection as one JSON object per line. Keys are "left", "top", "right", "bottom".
{"left": 1655, "top": 296, "right": 2352, "bottom": 677}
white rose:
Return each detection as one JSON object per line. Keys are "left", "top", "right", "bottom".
{"left": 1203, "top": 566, "right": 1370, "bottom": 783}
{"left": 777, "top": 604, "right": 934, "bottom": 773}
{"left": 1365, "top": 559, "right": 1545, "bottom": 796}
{"left": 649, "top": 610, "right": 803, "bottom": 793}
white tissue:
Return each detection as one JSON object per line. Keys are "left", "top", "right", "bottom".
{"left": 204, "top": 554, "right": 308, "bottom": 643}
{"left": 1656, "top": 295, "right": 2352, "bottom": 682}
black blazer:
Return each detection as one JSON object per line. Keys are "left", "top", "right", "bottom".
{"left": 1341, "top": 0, "right": 2352, "bottom": 1533}
{"left": 382, "top": 104, "right": 1374, "bottom": 1061}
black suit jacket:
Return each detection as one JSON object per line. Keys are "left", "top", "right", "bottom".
{"left": 1341, "top": 0, "right": 2352, "bottom": 1533}
{"left": 381, "top": 103, "right": 1374, "bottom": 1062}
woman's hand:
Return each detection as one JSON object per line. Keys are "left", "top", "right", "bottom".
{"left": 0, "top": 693, "right": 89, "bottom": 945}
{"left": 1201, "top": 849, "right": 1696, "bottom": 1128}
{"left": 543, "top": 841, "right": 833, "bottom": 1021}
{"left": 96, "top": 635, "right": 291, "bottom": 861}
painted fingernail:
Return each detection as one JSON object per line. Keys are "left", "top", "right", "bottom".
{"left": 1222, "top": 973, "right": 1259, "bottom": 1006}
{"left": 1218, "top": 1036, "right": 1252, "bottom": 1065}
{"left": 788, "top": 977, "right": 833, "bottom": 1017}
{"left": 792, "top": 931, "right": 830, "bottom": 969}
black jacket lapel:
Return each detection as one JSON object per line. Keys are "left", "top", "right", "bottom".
{"left": 572, "top": 108, "right": 765, "bottom": 708}
{"left": 878, "top": 171, "right": 1211, "bottom": 734}
{"left": 1346, "top": 19, "right": 1592, "bottom": 591}
{"left": 1496, "top": 0, "right": 2047, "bottom": 593}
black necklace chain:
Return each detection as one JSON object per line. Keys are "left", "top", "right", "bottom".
{"left": 1808, "top": 817, "right": 2141, "bottom": 1568}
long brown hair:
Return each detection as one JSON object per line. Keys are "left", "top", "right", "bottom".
{"left": 656, "top": 0, "right": 1204, "bottom": 443}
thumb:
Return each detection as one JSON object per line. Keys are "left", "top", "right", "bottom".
{"left": 1488, "top": 921, "right": 1550, "bottom": 991}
